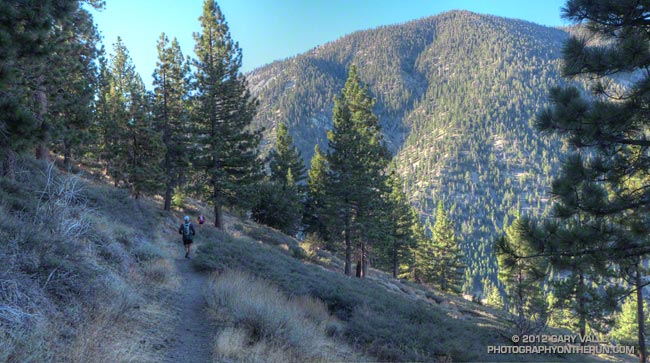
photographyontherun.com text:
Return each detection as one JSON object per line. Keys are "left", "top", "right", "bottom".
{"left": 488, "top": 334, "right": 635, "bottom": 355}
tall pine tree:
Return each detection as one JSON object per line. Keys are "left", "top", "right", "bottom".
{"left": 325, "top": 65, "right": 390, "bottom": 276}
{"left": 0, "top": 1, "right": 100, "bottom": 175}
{"left": 496, "top": 217, "right": 549, "bottom": 336}
{"left": 532, "top": 1, "right": 650, "bottom": 360}
{"left": 610, "top": 295, "right": 650, "bottom": 352}
{"left": 252, "top": 122, "right": 304, "bottom": 235}
{"left": 192, "top": 0, "right": 262, "bottom": 228}
{"left": 430, "top": 202, "right": 465, "bottom": 293}
{"left": 375, "top": 169, "right": 418, "bottom": 278}
{"left": 268, "top": 122, "right": 306, "bottom": 185}
{"left": 153, "top": 33, "right": 191, "bottom": 210}
{"left": 46, "top": 2, "right": 101, "bottom": 170}
{"left": 102, "top": 38, "right": 163, "bottom": 198}
{"left": 541, "top": 212, "right": 620, "bottom": 342}
{"left": 304, "top": 144, "right": 331, "bottom": 247}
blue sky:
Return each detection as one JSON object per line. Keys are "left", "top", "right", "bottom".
{"left": 89, "top": 0, "right": 569, "bottom": 88}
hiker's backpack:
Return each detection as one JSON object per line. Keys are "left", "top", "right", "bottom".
{"left": 198, "top": 215, "right": 205, "bottom": 224}
{"left": 182, "top": 222, "right": 194, "bottom": 241}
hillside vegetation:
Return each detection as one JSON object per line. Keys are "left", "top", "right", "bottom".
{"left": 191, "top": 197, "right": 623, "bottom": 362}
{"left": 3, "top": 1, "right": 648, "bottom": 362}
{"left": 1, "top": 158, "right": 626, "bottom": 362}
{"left": 0, "top": 157, "right": 168, "bottom": 362}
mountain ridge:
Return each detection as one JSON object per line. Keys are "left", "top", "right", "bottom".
{"left": 246, "top": 9, "right": 570, "bottom": 293}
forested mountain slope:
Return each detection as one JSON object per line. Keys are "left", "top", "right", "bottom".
{"left": 248, "top": 10, "right": 570, "bottom": 293}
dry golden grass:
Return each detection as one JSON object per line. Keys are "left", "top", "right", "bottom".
{"left": 213, "top": 326, "right": 300, "bottom": 363}
{"left": 206, "top": 269, "right": 363, "bottom": 363}
{"left": 0, "top": 158, "right": 177, "bottom": 363}
{"left": 142, "top": 258, "right": 173, "bottom": 284}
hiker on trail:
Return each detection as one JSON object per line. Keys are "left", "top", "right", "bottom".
{"left": 198, "top": 214, "right": 205, "bottom": 226}
{"left": 179, "top": 216, "right": 196, "bottom": 259}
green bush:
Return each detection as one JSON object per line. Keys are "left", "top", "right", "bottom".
{"left": 250, "top": 181, "right": 302, "bottom": 236}
{"left": 171, "top": 186, "right": 186, "bottom": 210}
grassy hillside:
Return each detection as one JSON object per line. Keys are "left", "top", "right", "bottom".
{"left": 0, "top": 157, "right": 171, "bottom": 362}
{"left": 192, "top": 210, "right": 624, "bottom": 362}
{"left": 1, "top": 158, "right": 631, "bottom": 362}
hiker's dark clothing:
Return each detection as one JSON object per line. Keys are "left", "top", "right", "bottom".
{"left": 179, "top": 222, "right": 196, "bottom": 245}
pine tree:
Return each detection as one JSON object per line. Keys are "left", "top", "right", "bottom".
{"left": 540, "top": 212, "right": 621, "bottom": 341}
{"left": 413, "top": 220, "right": 436, "bottom": 284}
{"left": 610, "top": 295, "right": 650, "bottom": 350}
{"left": 253, "top": 122, "right": 304, "bottom": 235}
{"left": 94, "top": 56, "right": 117, "bottom": 178}
{"left": 483, "top": 279, "right": 504, "bottom": 310}
{"left": 0, "top": 1, "right": 98, "bottom": 175}
{"left": 268, "top": 122, "right": 306, "bottom": 185}
{"left": 46, "top": 2, "right": 101, "bottom": 170}
{"left": 546, "top": 290, "right": 574, "bottom": 330}
{"left": 325, "top": 65, "right": 390, "bottom": 276}
{"left": 375, "top": 169, "right": 418, "bottom": 278}
{"left": 251, "top": 175, "right": 302, "bottom": 235}
{"left": 533, "top": 2, "right": 650, "bottom": 360}
{"left": 430, "top": 202, "right": 465, "bottom": 293}
{"left": 104, "top": 38, "right": 163, "bottom": 198}
{"left": 192, "top": 0, "right": 262, "bottom": 228}
{"left": 124, "top": 86, "right": 163, "bottom": 199}
{"left": 496, "top": 217, "right": 548, "bottom": 336}
{"left": 304, "top": 144, "right": 331, "bottom": 247}
{"left": 409, "top": 213, "right": 430, "bottom": 283}
{"left": 153, "top": 33, "right": 191, "bottom": 210}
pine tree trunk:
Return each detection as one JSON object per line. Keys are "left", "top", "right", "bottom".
{"left": 214, "top": 202, "right": 223, "bottom": 229}
{"left": 517, "top": 269, "right": 524, "bottom": 333}
{"left": 162, "top": 91, "right": 172, "bottom": 211}
{"left": 63, "top": 138, "right": 72, "bottom": 171}
{"left": 361, "top": 241, "right": 368, "bottom": 278}
{"left": 636, "top": 260, "right": 646, "bottom": 363}
{"left": 163, "top": 138, "right": 172, "bottom": 210}
{"left": 344, "top": 211, "right": 351, "bottom": 275}
{"left": 35, "top": 76, "right": 50, "bottom": 161}
{"left": 213, "top": 180, "right": 223, "bottom": 229}
{"left": 163, "top": 142, "right": 172, "bottom": 210}
{"left": 392, "top": 240, "right": 398, "bottom": 278}
{"left": 358, "top": 242, "right": 365, "bottom": 278}
{"left": 164, "top": 183, "right": 173, "bottom": 211}
{"left": 578, "top": 273, "right": 586, "bottom": 345}
{"left": 439, "top": 259, "right": 447, "bottom": 291}
{"left": 35, "top": 140, "right": 51, "bottom": 161}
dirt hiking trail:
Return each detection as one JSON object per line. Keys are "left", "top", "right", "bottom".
{"left": 167, "top": 256, "right": 212, "bottom": 363}
{"left": 161, "top": 240, "right": 213, "bottom": 363}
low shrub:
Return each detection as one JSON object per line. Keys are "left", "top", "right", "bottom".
{"left": 206, "top": 270, "right": 346, "bottom": 362}
{"left": 212, "top": 327, "right": 296, "bottom": 363}
{"left": 132, "top": 239, "right": 165, "bottom": 262}
{"left": 142, "top": 259, "right": 172, "bottom": 284}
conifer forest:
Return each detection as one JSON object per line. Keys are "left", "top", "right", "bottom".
{"left": 3, "top": 0, "right": 650, "bottom": 362}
